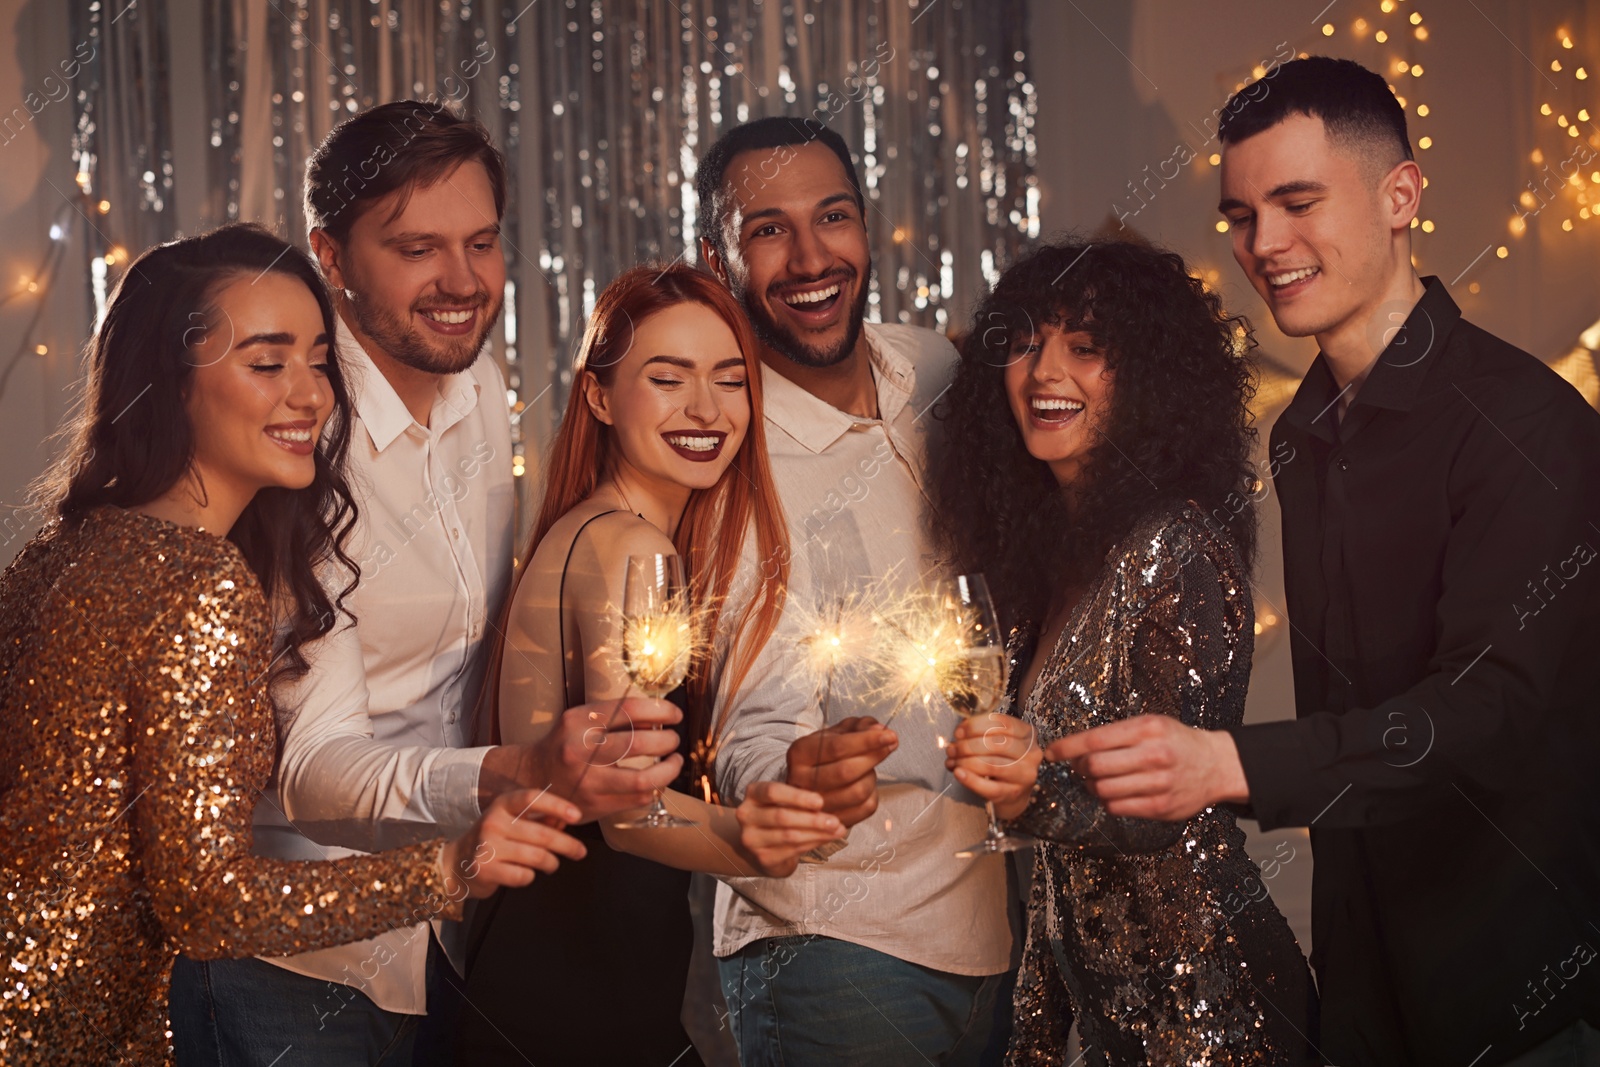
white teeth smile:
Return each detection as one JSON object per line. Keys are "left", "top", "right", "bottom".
{"left": 1032, "top": 398, "right": 1085, "bottom": 413}
{"left": 267, "top": 428, "right": 313, "bottom": 444}
{"left": 666, "top": 434, "right": 719, "bottom": 452}
{"left": 422, "top": 308, "right": 473, "bottom": 324}
{"left": 1267, "top": 267, "right": 1319, "bottom": 287}
{"left": 784, "top": 284, "right": 841, "bottom": 306}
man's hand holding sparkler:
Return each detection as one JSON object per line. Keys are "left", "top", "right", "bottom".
{"left": 945, "top": 713, "right": 1042, "bottom": 820}
{"left": 784, "top": 716, "right": 898, "bottom": 827}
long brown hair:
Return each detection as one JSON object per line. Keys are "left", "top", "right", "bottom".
{"left": 524, "top": 264, "right": 788, "bottom": 788}
{"left": 33, "top": 223, "right": 360, "bottom": 692}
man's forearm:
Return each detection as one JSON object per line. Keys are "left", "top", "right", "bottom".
{"left": 1208, "top": 729, "right": 1251, "bottom": 805}
{"left": 477, "top": 743, "right": 535, "bottom": 810}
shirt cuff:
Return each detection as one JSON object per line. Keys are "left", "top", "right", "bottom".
{"left": 1224, "top": 720, "right": 1312, "bottom": 831}
{"left": 425, "top": 745, "right": 493, "bottom": 834}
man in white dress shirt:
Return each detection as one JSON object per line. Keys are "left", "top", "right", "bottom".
{"left": 695, "top": 118, "right": 1018, "bottom": 1066}
{"left": 167, "top": 101, "right": 683, "bottom": 1066}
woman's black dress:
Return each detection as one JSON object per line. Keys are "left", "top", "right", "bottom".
{"left": 456, "top": 511, "right": 705, "bottom": 1066}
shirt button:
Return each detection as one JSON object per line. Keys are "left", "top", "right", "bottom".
{"left": 1337, "top": 458, "right": 1349, "bottom": 471}
{"left": 453, "top": 528, "right": 462, "bottom": 540}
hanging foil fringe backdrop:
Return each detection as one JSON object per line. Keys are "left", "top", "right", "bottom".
{"left": 70, "top": 0, "right": 1039, "bottom": 508}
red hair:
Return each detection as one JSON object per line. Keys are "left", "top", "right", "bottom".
{"left": 521, "top": 264, "right": 789, "bottom": 793}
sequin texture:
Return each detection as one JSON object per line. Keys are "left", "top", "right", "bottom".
{"left": 1005, "top": 506, "right": 1318, "bottom": 1066}
{"left": 0, "top": 508, "right": 461, "bottom": 1065}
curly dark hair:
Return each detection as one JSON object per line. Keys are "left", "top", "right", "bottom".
{"left": 931, "top": 238, "right": 1259, "bottom": 632}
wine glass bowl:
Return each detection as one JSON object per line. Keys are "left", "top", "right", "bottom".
{"left": 613, "top": 553, "right": 697, "bottom": 830}
{"left": 938, "top": 573, "right": 1034, "bottom": 858}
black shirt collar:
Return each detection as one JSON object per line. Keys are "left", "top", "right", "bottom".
{"left": 1281, "top": 276, "right": 1462, "bottom": 443}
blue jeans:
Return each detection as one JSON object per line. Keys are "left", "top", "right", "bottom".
{"left": 170, "top": 937, "right": 467, "bottom": 1067}
{"left": 717, "top": 935, "right": 1008, "bottom": 1066}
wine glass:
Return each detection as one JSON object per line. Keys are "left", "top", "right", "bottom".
{"left": 613, "top": 553, "right": 697, "bottom": 829}
{"left": 939, "top": 573, "right": 1035, "bottom": 858}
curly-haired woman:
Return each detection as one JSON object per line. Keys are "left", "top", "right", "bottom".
{"left": 935, "top": 239, "right": 1319, "bottom": 1065}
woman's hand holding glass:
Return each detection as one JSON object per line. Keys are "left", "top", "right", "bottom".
{"left": 946, "top": 713, "right": 1042, "bottom": 821}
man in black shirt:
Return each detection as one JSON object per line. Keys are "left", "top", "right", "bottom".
{"left": 1052, "top": 57, "right": 1600, "bottom": 1066}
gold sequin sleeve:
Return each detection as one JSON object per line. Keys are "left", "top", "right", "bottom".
{"left": 131, "top": 553, "right": 464, "bottom": 960}
{"left": 1, "top": 509, "right": 467, "bottom": 1065}
{"left": 1008, "top": 521, "right": 1235, "bottom": 853}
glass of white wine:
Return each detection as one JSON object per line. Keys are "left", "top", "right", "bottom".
{"left": 939, "top": 573, "right": 1035, "bottom": 858}
{"left": 612, "top": 553, "right": 697, "bottom": 830}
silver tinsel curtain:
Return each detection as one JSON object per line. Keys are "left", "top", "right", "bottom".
{"left": 70, "top": 0, "right": 1038, "bottom": 503}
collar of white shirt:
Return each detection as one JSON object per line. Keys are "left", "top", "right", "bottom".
{"left": 336, "top": 315, "right": 485, "bottom": 452}
{"left": 758, "top": 323, "right": 920, "bottom": 455}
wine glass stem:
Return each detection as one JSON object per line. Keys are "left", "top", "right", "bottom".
{"left": 986, "top": 801, "right": 1003, "bottom": 840}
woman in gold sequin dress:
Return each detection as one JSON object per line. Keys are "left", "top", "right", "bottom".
{"left": 936, "top": 240, "right": 1320, "bottom": 1065}
{"left": 0, "top": 225, "right": 586, "bottom": 1066}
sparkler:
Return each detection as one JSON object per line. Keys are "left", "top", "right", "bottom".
{"left": 787, "top": 573, "right": 983, "bottom": 729}
{"left": 867, "top": 584, "right": 980, "bottom": 727}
